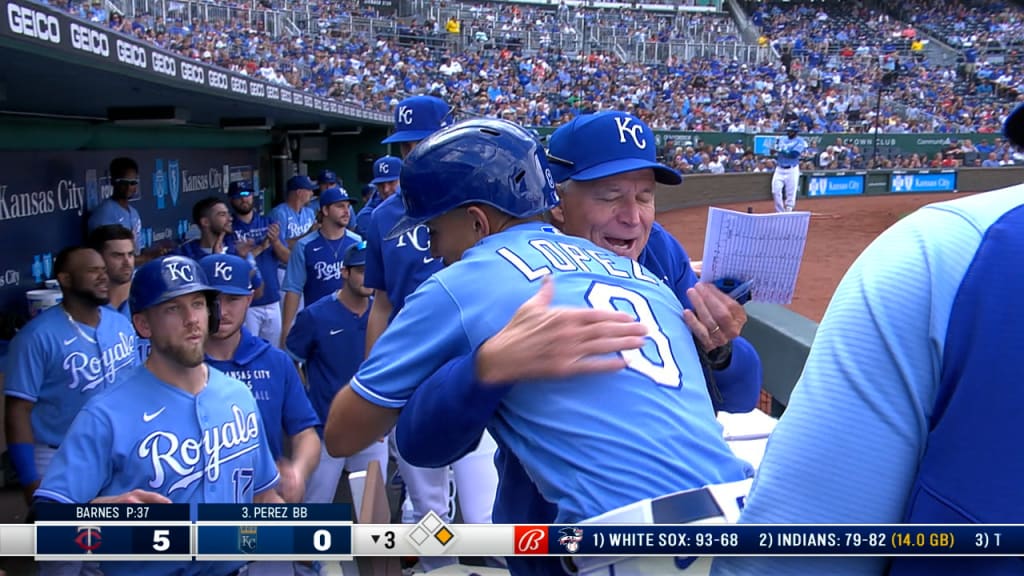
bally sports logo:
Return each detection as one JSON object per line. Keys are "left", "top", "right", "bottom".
{"left": 514, "top": 526, "right": 549, "bottom": 554}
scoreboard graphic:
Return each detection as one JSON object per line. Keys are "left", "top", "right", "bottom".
{"left": 2, "top": 504, "right": 1023, "bottom": 560}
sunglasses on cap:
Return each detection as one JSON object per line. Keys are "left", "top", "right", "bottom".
{"left": 114, "top": 178, "right": 140, "bottom": 186}
{"left": 233, "top": 190, "right": 253, "bottom": 197}
{"left": 355, "top": 240, "right": 367, "bottom": 250}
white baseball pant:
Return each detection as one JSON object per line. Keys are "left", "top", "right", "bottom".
{"left": 564, "top": 479, "right": 753, "bottom": 576}
{"left": 771, "top": 166, "right": 800, "bottom": 212}
{"left": 244, "top": 302, "right": 283, "bottom": 349}
{"left": 304, "top": 439, "right": 389, "bottom": 504}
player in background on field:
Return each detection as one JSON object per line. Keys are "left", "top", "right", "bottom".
{"left": 287, "top": 241, "right": 389, "bottom": 504}
{"left": 34, "top": 255, "right": 282, "bottom": 576}
{"left": 770, "top": 122, "right": 807, "bottom": 212}
{"left": 711, "top": 103, "right": 1024, "bottom": 576}
{"left": 326, "top": 118, "right": 750, "bottom": 531}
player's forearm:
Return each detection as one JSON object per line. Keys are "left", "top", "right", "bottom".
{"left": 271, "top": 237, "right": 291, "bottom": 262}
{"left": 5, "top": 397, "right": 36, "bottom": 446}
{"left": 711, "top": 336, "right": 763, "bottom": 414}
{"left": 397, "top": 352, "right": 508, "bottom": 468}
{"left": 324, "top": 386, "right": 399, "bottom": 458}
{"left": 280, "top": 292, "right": 301, "bottom": 347}
{"left": 289, "top": 428, "right": 322, "bottom": 480}
{"left": 255, "top": 489, "right": 285, "bottom": 503}
{"left": 365, "top": 292, "right": 393, "bottom": 357}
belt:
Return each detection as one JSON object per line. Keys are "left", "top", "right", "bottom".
{"left": 776, "top": 165, "right": 798, "bottom": 170}
{"left": 651, "top": 487, "right": 724, "bottom": 524}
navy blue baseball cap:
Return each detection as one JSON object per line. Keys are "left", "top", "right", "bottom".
{"left": 228, "top": 180, "right": 254, "bottom": 197}
{"left": 381, "top": 95, "right": 453, "bottom": 144}
{"left": 286, "top": 175, "right": 316, "bottom": 193}
{"left": 198, "top": 254, "right": 253, "bottom": 296}
{"left": 546, "top": 111, "right": 682, "bottom": 185}
{"left": 370, "top": 156, "right": 402, "bottom": 184}
{"left": 343, "top": 240, "right": 367, "bottom": 267}
{"left": 1004, "top": 103, "right": 1024, "bottom": 147}
{"left": 317, "top": 169, "right": 338, "bottom": 185}
{"left": 319, "top": 186, "right": 351, "bottom": 207}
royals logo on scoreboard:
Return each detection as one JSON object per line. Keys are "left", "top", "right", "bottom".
{"left": 559, "top": 527, "right": 583, "bottom": 554}
{"left": 238, "top": 526, "right": 258, "bottom": 553}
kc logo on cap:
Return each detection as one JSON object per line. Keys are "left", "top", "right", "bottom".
{"left": 614, "top": 116, "right": 647, "bottom": 150}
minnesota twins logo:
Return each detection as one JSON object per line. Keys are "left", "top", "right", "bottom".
{"left": 75, "top": 526, "right": 102, "bottom": 553}
{"left": 168, "top": 160, "right": 181, "bottom": 206}
{"left": 558, "top": 527, "right": 583, "bottom": 554}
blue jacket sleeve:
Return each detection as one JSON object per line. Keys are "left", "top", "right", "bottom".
{"left": 710, "top": 336, "right": 762, "bottom": 413}
{"left": 395, "top": 349, "right": 510, "bottom": 468}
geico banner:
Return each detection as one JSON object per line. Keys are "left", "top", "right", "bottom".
{"left": 0, "top": 148, "right": 258, "bottom": 315}
{"left": 0, "top": 0, "right": 346, "bottom": 116}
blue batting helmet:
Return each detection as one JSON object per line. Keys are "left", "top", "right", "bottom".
{"left": 130, "top": 255, "right": 221, "bottom": 331}
{"left": 786, "top": 122, "right": 800, "bottom": 133}
{"left": 387, "top": 118, "right": 559, "bottom": 240}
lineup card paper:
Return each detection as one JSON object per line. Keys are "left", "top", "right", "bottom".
{"left": 700, "top": 207, "right": 811, "bottom": 304}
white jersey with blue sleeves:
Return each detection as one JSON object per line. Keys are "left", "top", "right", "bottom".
{"left": 3, "top": 305, "right": 138, "bottom": 447}
{"left": 711, "top": 187, "right": 1024, "bottom": 576}
{"left": 352, "top": 222, "right": 750, "bottom": 522}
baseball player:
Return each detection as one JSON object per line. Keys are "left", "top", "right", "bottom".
{"left": 711, "top": 106, "right": 1024, "bottom": 576}
{"left": 270, "top": 175, "right": 317, "bottom": 291}
{"left": 311, "top": 169, "right": 357, "bottom": 229}
{"left": 201, "top": 254, "right": 320, "bottom": 498}
{"left": 286, "top": 241, "right": 388, "bottom": 504}
{"left": 394, "top": 111, "right": 763, "bottom": 575}
{"left": 770, "top": 122, "right": 808, "bottom": 212}
{"left": 87, "top": 224, "right": 152, "bottom": 363}
{"left": 325, "top": 118, "right": 751, "bottom": 525}
{"left": 228, "top": 180, "right": 288, "bottom": 348}
{"left": 364, "top": 96, "right": 498, "bottom": 571}
{"left": 178, "top": 196, "right": 240, "bottom": 259}
{"left": 34, "top": 255, "right": 282, "bottom": 576}
{"left": 87, "top": 158, "right": 142, "bottom": 251}
{"left": 5, "top": 247, "right": 139, "bottom": 505}
{"left": 280, "top": 186, "right": 361, "bottom": 348}
{"left": 353, "top": 156, "right": 402, "bottom": 236}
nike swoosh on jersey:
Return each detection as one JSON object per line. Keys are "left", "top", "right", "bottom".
{"left": 63, "top": 337, "right": 77, "bottom": 345}
{"left": 330, "top": 328, "right": 344, "bottom": 335}
{"left": 423, "top": 256, "right": 435, "bottom": 264}
{"left": 143, "top": 407, "right": 167, "bottom": 422}
{"left": 313, "top": 246, "right": 324, "bottom": 252}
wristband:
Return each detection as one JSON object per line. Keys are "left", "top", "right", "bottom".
{"left": 9, "top": 442, "right": 39, "bottom": 485}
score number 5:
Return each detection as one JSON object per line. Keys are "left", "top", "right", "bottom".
{"left": 153, "top": 529, "right": 170, "bottom": 552}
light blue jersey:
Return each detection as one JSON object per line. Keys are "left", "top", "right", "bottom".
{"left": 352, "top": 222, "right": 750, "bottom": 522}
{"left": 4, "top": 305, "right": 138, "bottom": 447}
{"left": 35, "top": 366, "right": 280, "bottom": 576}
{"left": 712, "top": 187, "right": 1024, "bottom": 576}
{"left": 269, "top": 203, "right": 316, "bottom": 267}
{"left": 773, "top": 135, "right": 807, "bottom": 168}
{"left": 87, "top": 199, "right": 142, "bottom": 253}
{"left": 282, "top": 230, "right": 362, "bottom": 305}
{"left": 105, "top": 299, "right": 151, "bottom": 364}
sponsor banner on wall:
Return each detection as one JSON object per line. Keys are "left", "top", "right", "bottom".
{"left": 890, "top": 170, "right": 957, "bottom": 193}
{"left": 0, "top": 0, "right": 383, "bottom": 121}
{"left": 0, "top": 149, "right": 257, "bottom": 316}
{"left": 805, "top": 173, "right": 865, "bottom": 196}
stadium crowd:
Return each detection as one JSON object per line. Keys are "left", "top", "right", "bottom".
{"left": 36, "top": 0, "right": 1024, "bottom": 170}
